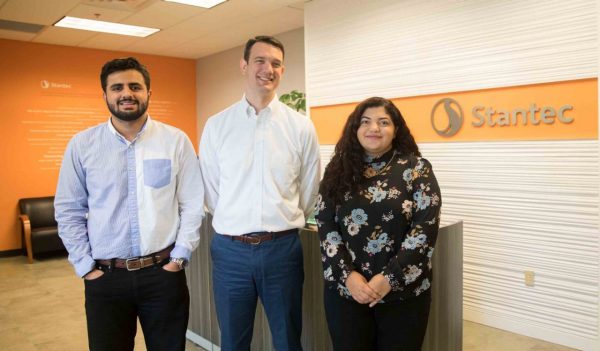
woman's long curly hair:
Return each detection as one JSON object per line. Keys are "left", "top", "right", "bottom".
{"left": 320, "top": 97, "right": 421, "bottom": 204}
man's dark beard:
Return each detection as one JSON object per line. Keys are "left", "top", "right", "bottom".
{"left": 108, "top": 98, "right": 149, "bottom": 122}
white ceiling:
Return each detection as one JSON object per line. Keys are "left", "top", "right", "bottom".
{"left": 0, "top": 0, "right": 306, "bottom": 58}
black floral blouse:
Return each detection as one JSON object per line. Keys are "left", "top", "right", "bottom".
{"left": 315, "top": 149, "right": 441, "bottom": 302}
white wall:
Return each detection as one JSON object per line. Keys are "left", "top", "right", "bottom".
{"left": 306, "top": 0, "right": 599, "bottom": 350}
{"left": 306, "top": 0, "right": 597, "bottom": 105}
{"left": 195, "top": 28, "right": 305, "bottom": 142}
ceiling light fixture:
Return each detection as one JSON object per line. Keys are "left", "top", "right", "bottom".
{"left": 163, "top": 0, "right": 227, "bottom": 9}
{"left": 54, "top": 16, "right": 159, "bottom": 37}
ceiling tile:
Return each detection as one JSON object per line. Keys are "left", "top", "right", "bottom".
{"left": 66, "top": 3, "right": 134, "bottom": 22}
{"left": 124, "top": 0, "right": 206, "bottom": 28}
{"left": 167, "top": 23, "right": 256, "bottom": 58}
{"left": 170, "top": 0, "right": 282, "bottom": 35}
{"left": 0, "top": 0, "right": 80, "bottom": 25}
{"left": 77, "top": 32, "right": 140, "bottom": 51}
{"left": 80, "top": 0, "right": 155, "bottom": 12}
{"left": 32, "top": 25, "right": 96, "bottom": 46}
{"left": 0, "top": 0, "right": 305, "bottom": 59}
{"left": 0, "top": 27, "right": 37, "bottom": 41}
{"left": 175, "top": 5, "right": 304, "bottom": 57}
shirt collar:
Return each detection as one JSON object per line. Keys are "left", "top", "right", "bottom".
{"left": 241, "top": 94, "right": 279, "bottom": 119}
{"left": 107, "top": 115, "right": 152, "bottom": 145}
{"left": 364, "top": 148, "right": 396, "bottom": 163}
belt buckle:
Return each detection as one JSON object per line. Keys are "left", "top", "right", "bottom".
{"left": 125, "top": 258, "right": 141, "bottom": 271}
{"left": 249, "top": 236, "right": 263, "bottom": 245}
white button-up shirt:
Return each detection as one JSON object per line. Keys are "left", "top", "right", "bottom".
{"left": 199, "top": 96, "right": 321, "bottom": 235}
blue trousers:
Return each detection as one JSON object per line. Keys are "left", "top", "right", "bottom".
{"left": 211, "top": 232, "right": 304, "bottom": 351}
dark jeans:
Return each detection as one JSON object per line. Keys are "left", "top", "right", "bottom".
{"left": 211, "top": 232, "right": 304, "bottom": 351}
{"left": 324, "top": 287, "right": 431, "bottom": 351}
{"left": 84, "top": 262, "right": 190, "bottom": 351}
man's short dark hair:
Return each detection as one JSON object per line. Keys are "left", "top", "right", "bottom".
{"left": 243, "top": 36, "right": 285, "bottom": 62}
{"left": 100, "top": 57, "right": 151, "bottom": 92}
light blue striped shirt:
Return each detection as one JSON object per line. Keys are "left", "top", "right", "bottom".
{"left": 55, "top": 117, "right": 204, "bottom": 277}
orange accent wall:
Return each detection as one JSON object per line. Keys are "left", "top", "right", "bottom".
{"left": 0, "top": 39, "right": 197, "bottom": 252}
{"left": 311, "top": 79, "right": 598, "bottom": 144}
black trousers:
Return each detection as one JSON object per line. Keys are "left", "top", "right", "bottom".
{"left": 324, "top": 287, "right": 431, "bottom": 351}
{"left": 84, "top": 263, "right": 190, "bottom": 351}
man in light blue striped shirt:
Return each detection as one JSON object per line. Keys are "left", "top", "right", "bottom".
{"left": 55, "top": 57, "right": 204, "bottom": 351}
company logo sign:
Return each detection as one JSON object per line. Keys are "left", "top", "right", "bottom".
{"left": 431, "top": 97, "right": 575, "bottom": 137}
{"left": 471, "top": 104, "right": 573, "bottom": 127}
{"left": 430, "top": 98, "right": 463, "bottom": 137}
{"left": 40, "top": 80, "right": 72, "bottom": 89}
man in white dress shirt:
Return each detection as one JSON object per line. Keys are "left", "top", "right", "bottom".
{"left": 199, "top": 36, "right": 321, "bottom": 351}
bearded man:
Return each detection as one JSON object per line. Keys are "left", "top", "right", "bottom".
{"left": 55, "top": 57, "right": 204, "bottom": 351}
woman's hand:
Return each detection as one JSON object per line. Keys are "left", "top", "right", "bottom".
{"left": 367, "top": 274, "right": 392, "bottom": 307}
{"left": 346, "top": 271, "right": 381, "bottom": 304}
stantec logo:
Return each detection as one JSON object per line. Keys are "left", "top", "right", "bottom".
{"left": 430, "top": 96, "right": 574, "bottom": 138}
{"left": 430, "top": 98, "right": 463, "bottom": 137}
{"left": 40, "top": 80, "right": 72, "bottom": 89}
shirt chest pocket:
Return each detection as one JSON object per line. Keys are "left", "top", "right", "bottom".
{"left": 143, "top": 159, "right": 172, "bottom": 188}
{"left": 270, "top": 149, "right": 300, "bottom": 191}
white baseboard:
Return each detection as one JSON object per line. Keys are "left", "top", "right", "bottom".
{"left": 186, "top": 330, "right": 220, "bottom": 351}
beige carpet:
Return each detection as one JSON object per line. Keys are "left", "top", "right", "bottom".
{"left": 0, "top": 254, "right": 576, "bottom": 351}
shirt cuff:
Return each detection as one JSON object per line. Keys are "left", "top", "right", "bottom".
{"left": 338, "top": 265, "right": 353, "bottom": 286}
{"left": 381, "top": 267, "right": 399, "bottom": 291}
{"left": 75, "top": 255, "right": 97, "bottom": 278}
{"left": 170, "top": 245, "right": 192, "bottom": 261}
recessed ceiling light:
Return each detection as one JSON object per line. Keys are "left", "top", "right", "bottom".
{"left": 54, "top": 16, "right": 159, "bottom": 37}
{"left": 163, "top": 0, "right": 227, "bottom": 9}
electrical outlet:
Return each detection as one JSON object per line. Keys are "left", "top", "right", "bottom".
{"left": 524, "top": 270, "right": 535, "bottom": 287}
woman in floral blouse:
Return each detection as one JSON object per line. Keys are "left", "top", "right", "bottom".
{"left": 315, "top": 97, "right": 441, "bottom": 350}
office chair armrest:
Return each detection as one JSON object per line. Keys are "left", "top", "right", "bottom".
{"left": 18, "top": 214, "right": 33, "bottom": 264}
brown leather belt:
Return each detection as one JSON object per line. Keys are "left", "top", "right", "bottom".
{"left": 222, "top": 229, "right": 298, "bottom": 245}
{"left": 96, "top": 244, "right": 173, "bottom": 271}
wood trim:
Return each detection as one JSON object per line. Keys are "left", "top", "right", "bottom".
{"left": 18, "top": 215, "right": 33, "bottom": 264}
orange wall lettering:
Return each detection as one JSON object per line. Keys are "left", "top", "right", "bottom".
{"left": 0, "top": 39, "right": 197, "bottom": 252}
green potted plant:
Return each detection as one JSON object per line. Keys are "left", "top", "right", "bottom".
{"left": 279, "top": 90, "right": 306, "bottom": 114}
